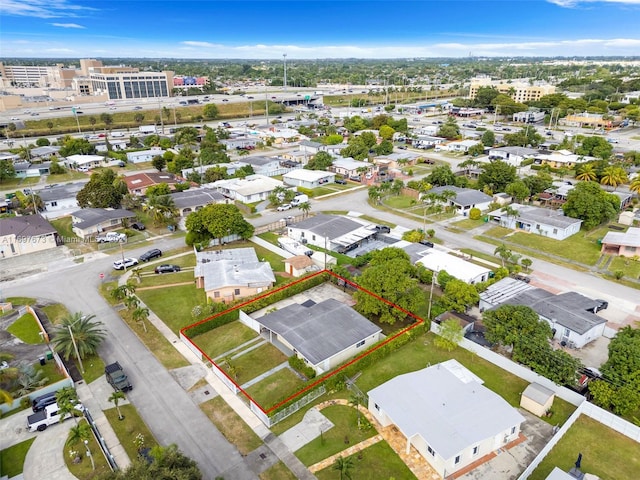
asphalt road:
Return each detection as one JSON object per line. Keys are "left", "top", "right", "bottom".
{"left": 1, "top": 237, "right": 257, "bottom": 480}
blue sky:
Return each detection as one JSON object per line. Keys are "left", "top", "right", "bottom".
{"left": 1, "top": 0, "right": 639, "bottom": 58}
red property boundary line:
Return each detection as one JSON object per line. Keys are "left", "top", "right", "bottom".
{"left": 180, "top": 269, "right": 426, "bottom": 416}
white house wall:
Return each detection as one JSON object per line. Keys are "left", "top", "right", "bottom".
{"left": 315, "top": 331, "right": 382, "bottom": 374}
{"left": 238, "top": 310, "right": 262, "bottom": 333}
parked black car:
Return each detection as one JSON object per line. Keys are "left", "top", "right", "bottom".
{"left": 374, "top": 225, "right": 391, "bottom": 234}
{"left": 419, "top": 240, "right": 434, "bottom": 248}
{"left": 130, "top": 222, "right": 146, "bottom": 231}
{"left": 154, "top": 264, "right": 181, "bottom": 274}
{"left": 32, "top": 391, "right": 58, "bottom": 412}
{"left": 335, "top": 178, "right": 347, "bottom": 185}
{"left": 139, "top": 249, "right": 162, "bottom": 262}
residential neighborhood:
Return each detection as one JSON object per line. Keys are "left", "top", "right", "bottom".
{"left": 2, "top": 16, "right": 640, "bottom": 480}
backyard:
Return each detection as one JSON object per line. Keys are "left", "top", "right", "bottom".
{"left": 529, "top": 415, "right": 640, "bottom": 480}
{"left": 191, "top": 321, "right": 259, "bottom": 360}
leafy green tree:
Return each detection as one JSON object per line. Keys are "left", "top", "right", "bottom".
{"left": 474, "top": 86, "right": 500, "bottom": 108}
{"left": 134, "top": 113, "right": 145, "bottom": 125}
{"left": 505, "top": 180, "right": 530, "bottom": 202}
{"left": 436, "top": 117, "right": 461, "bottom": 139}
{"left": 76, "top": 169, "right": 126, "bottom": 209}
{"left": 493, "top": 243, "right": 513, "bottom": 267}
{"left": 185, "top": 203, "right": 254, "bottom": 247}
{"left": 100, "top": 113, "right": 114, "bottom": 129}
{"left": 36, "top": 137, "right": 50, "bottom": 146}
{"left": 297, "top": 201, "right": 311, "bottom": 218}
{"left": 305, "top": 151, "right": 333, "bottom": 170}
{"left": 434, "top": 318, "right": 464, "bottom": 351}
{"left": 354, "top": 252, "right": 422, "bottom": 325}
{"left": 467, "top": 143, "right": 485, "bottom": 157}
{"left": 503, "top": 128, "right": 543, "bottom": 148}
{"left": 523, "top": 172, "right": 553, "bottom": 195}
{"left": 521, "top": 258, "right": 533, "bottom": 272}
{"left": 151, "top": 155, "right": 166, "bottom": 172}
{"left": 59, "top": 136, "right": 96, "bottom": 156}
{"left": 0, "top": 159, "right": 16, "bottom": 183}
{"left": 562, "top": 181, "right": 619, "bottom": 229}
{"left": 110, "top": 284, "right": 136, "bottom": 302}
{"left": 202, "top": 104, "right": 219, "bottom": 119}
{"left": 144, "top": 194, "right": 178, "bottom": 226}
{"left": 577, "top": 136, "right": 613, "bottom": 160}
{"left": 442, "top": 279, "right": 479, "bottom": 313}
{"left": 402, "top": 229, "right": 425, "bottom": 243}
{"left": 483, "top": 305, "right": 551, "bottom": 350}
{"left": 481, "top": 129, "right": 495, "bottom": 147}
{"left": 478, "top": 160, "right": 517, "bottom": 192}
{"left": 374, "top": 139, "right": 394, "bottom": 155}
{"left": 426, "top": 165, "right": 456, "bottom": 186}
{"left": 378, "top": 124, "right": 395, "bottom": 141}
{"left": 53, "top": 313, "right": 106, "bottom": 362}
{"left": 323, "top": 134, "right": 344, "bottom": 145}
{"left": 491, "top": 94, "right": 528, "bottom": 116}
{"left": 145, "top": 183, "right": 172, "bottom": 197}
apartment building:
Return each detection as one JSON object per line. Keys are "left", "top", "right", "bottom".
{"left": 469, "top": 77, "right": 556, "bottom": 103}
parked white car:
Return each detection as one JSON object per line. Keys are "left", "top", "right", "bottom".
{"left": 277, "top": 204, "right": 292, "bottom": 211}
{"left": 113, "top": 258, "right": 139, "bottom": 270}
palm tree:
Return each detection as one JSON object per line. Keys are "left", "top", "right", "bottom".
{"left": 110, "top": 284, "right": 136, "bottom": 302}
{"left": 348, "top": 392, "right": 363, "bottom": 428}
{"left": 521, "top": 258, "right": 533, "bottom": 272}
{"left": 576, "top": 163, "right": 597, "bottom": 182}
{"left": 332, "top": 455, "right": 355, "bottom": 480}
{"left": 57, "top": 387, "right": 81, "bottom": 425}
{"left": 123, "top": 295, "right": 140, "bottom": 311}
{"left": 600, "top": 166, "right": 628, "bottom": 191}
{"left": 130, "top": 268, "right": 143, "bottom": 284}
{"left": 494, "top": 243, "right": 512, "bottom": 267}
{"left": 132, "top": 306, "right": 150, "bottom": 332}
{"left": 144, "top": 194, "right": 177, "bottom": 226}
{"left": 297, "top": 201, "right": 311, "bottom": 218}
{"left": 109, "top": 391, "right": 126, "bottom": 420}
{"left": 53, "top": 313, "right": 106, "bottom": 363}
{"left": 501, "top": 205, "right": 520, "bottom": 227}
{"left": 15, "top": 363, "right": 48, "bottom": 396}
{"left": 67, "top": 422, "right": 94, "bottom": 470}
{"left": 630, "top": 176, "right": 640, "bottom": 197}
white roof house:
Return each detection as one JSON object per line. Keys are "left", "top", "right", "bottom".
{"left": 487, "top": 203, "right": 583, "bottom": 240}
{"left": 417, "top": 250, "right": 491, "bottom": 285}
{"left": 210, "top": 174, "right": 284, "bottom": 203}
{"left": 443, "top": 139, "right": 481, "bottom": 153}
{"left": 368, "top": 360, "right": 525, "bottom": 478}
{"left": 330, "top": 157, "right": 374, "bottom": 177}
{"left": 126, "top": 148, "right": 164, "bottom": 164}
{"left": 64, "top": 154, "right": 106, "bottom": 169}
{"left": 428, "top": 186, "right": 493, "bottom": 214}
{"left": 282, "top": 169, "right": 335, "bottom": 189}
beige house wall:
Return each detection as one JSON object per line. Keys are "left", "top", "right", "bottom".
{"left": 0, "top": 233, "right": 57, "bottom": 257}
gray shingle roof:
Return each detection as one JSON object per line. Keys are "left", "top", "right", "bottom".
{"left": 368, "top": 360, "right": 525, "bottom": 460}
{"left": 37, "top": 182, "right": 85, "bottom": 202}
{"left": 489, "top": 204, "right": 582, "bottom": 229}
{"left": 0, "top": 214, "right": 56, "bottom": 237}
{"left": 522, "top": 382, "right": 554, "bottom": 404}
{"left": 170, "top": 188, "right": 225, "bottom": 209}
{"left": 257, "top": 298, "right": 380, "bottom": 366}
{"left": 430, "top": 186, "right": 492, "bottom": 207}
{"left": 291, "top": 214, "right": 363, "bottom": 241}
{"left": 501, "top": 289, "right": 606, "bottom": 335}
{"left": 71, "top": 208, "right": 136, "bottom": 229}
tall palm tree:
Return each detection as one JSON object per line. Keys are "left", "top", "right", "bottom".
{"left": 494, "top": 243, "right": 512, "bottom": 267}
{"left": 124, "top": 295, "right": 140, "bottom": 311}
{"left": 110, "top": 284, "right": 136, "bottom": 302}
{"left": 132, "top": 306, "right": 150, "bottom": 332}
{"left": 629, "top": 176, "right": 640, "bottom": 197}
{"left": 67, "top": 422, "right": 94, "bottom": 470}
{"left": 144, "top": 194, "right": 177, "bottom": 226}
{"left": 53, "top": 313, "right": 106, "bottom": 363}
{"left": 576, "top": 163, "right": 597, "bottom": 182}
{"left": 108, "top": 391, "right": 126, "bottom": 420}
{"left": 600, "top": 166, "right": 628, "bottom": 191}
{"left": 297, "top": 201, "right": 311, "bottom": 218}
{"left": 332, "top": 455, "right": 355, "bottom": 480}
{"left": 57, "top": 387, "right": 81, "bottom": 426}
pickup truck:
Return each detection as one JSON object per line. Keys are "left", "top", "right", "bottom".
{"left": 105, "top": 362, "right": 133, "bottom": 392}
{"left": 96, "top": 232, "right": 127, "bottom": 243}
{"left": 27, "top": 402, "right": 84, "bottom": 432}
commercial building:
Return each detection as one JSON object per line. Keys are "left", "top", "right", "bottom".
{"left": 469, "top": 77, "right": 556, "bottom": 103}
{"left": 90, "top": 70, "right": 173, "bottom": 100}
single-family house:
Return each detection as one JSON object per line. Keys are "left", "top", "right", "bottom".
{"left": 487, "top": 204, "right": 583, "bottom": 240}
{"left": 282, "top": 169, "right": 335, "bottom": 189}
{"left": 489, "top": 146, "right": 538, "bottom": 166}
{"left": 497, "top": 290, "right": 607, "bottom": 348}
{"left": 63, "top": 154, "right": 106, "bottom": 171}
{"left": 126, "top": 148, "right": 164, "bottom": 164}
{"left": 13, "top": 162, "right": 51, "bottom": 178}
{"left": 279, "top": 149, "right": 310, "bottom": 165}
{"left": 372, "top": 152, "right": 422, "bottom": 169}
{"left": 428, "top": 186, "right": 493, "bottom": 214}
{"left": 37, "top": 182, "right": 85, "bottom": 219}
{"left": 330, "top": 157, "right": 374, "bottom": 180}
{"left": 220, "top": 136, "right": 259, "bottom": 151}
{"left": 194, "top": 247, "right": 275, "bottom": 302}
{"left": 262, "top": 127, "right": 304, "bottom": 146}
{"left": 601, "top": 227, "right": 640, "bottom": 258}
{"left": 210, "top": 174, "right": 284, "bottom": 204}
{"left": 414, "top": 135, "right": 446, "bottom": 148}
{"left": 299, "top": 140, "right": 324, "bottom": 155}
{"left": 124, "top": 172, "right": 183, "bottom": 196}
{"left": 479, "top": 277, "right": 535, "bottom": 312}
{"left": 182, "top": 162, "right": 247, "bottom": 179}
{"left": 287, "top": 214, "right": 376, "bottom": 253}
{"left": 0, "top": 214, "right": 61, "bottom": 258}
{"left": 70, "top": 208, "right": 136, "bottom": 239}
{"left": 368, "top": 360, "right": 525, "bottom": 478}
{"left": 30, "top": 145, "right": 61, "bottom": 160}
{"left": 417, "top": 250, "right": 491, "bottom": 285}
{"left": 170, "top": 187, "right": 228, "bottom": 218}
{"left": 534, "top": 150, "right": 589, "bottom": 169}
{"left": 239, "top": 156, "right": 283, "bottom": 176}
{"left": 442, "top": 139, "right": 481, "bottom": 153}
{"left": 243, "top": 298, "right": 382, "bottom": 374}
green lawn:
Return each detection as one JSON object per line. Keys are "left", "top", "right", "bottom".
{"left": 451, "top": 218, "right": 486, "bottom": 230}
{"left": 200, "top": 397, "right": 263, "bottom": 455}
{"left": 7, "top": 312, "right": 44, "bottom": 344}
{"left": 259, "top": 461, "right": 298, "bottom": 480}
{"left": 5, "top": 297, "right": 36, "bottom": 306}
{"left": 65, "top": 419, "right": 112, "bottom": 480}
{"left": 314, "top": 440, "right": 417, "bottom": 480}
{"left": 41, "top": 303, "right": 70, "bottom": 325}
{"left": 77, "top": 354, "right": 105, "bottom": 384}
{"left": 193, "top": 321, "right": 259, "bottom": 360}
{"left": 482, "top": 226, "right": 605, "bottom": 266}
{"left": 50, "top": 217, "right": 94, "bottom": 254}
{"left": 136, "top": 271, "right": 194, "bottom": 287}
{"left": 225, "top": 343, "right": 288, "bottom": 384}
{"left": 384, "top": 195, "right": 418, "bottom": 209}
{"left": 295, "top": 405, "right": 377, "bottom": 466}
{"left": 245, "top": 367, "right": 303, "bottom": 409}
{"left": 118, "top": 309, "right": 190, "bottom": 370}
{"left": 104, "top": 404, "right": 158, "bottom": 462}
{"left": 0, "top": 438, "right": 36, "bottom": 477}
{"left": 459, "top": 248, "right": 504, "bottom": 266}
{"left": 136, "top": 284, "right": 206, "bottom": 334}
{"left": 35, "top": 358, "right": 67, "bottom": 384}
{"left": 529, "top": 415, "right": 640, "bottom": 480}
{"left": 608, "top": 255, "right": 640, "bottom": 280}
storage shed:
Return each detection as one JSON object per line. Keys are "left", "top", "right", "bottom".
{"left": 520, "top": 382, "right": 555, "bottom": 417}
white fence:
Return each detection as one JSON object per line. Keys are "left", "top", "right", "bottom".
{"left": 180, "top": 331, "right": 203, "bottom": 361}
{"left": 210, "top": 361, "right": 239, "bottom": 394}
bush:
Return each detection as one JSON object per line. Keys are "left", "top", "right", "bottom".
{"left": 469, "top": 208, "right": 481, "bottom": 220}
{"left": 288, "top": 356, "right": 316, "bottom": 379}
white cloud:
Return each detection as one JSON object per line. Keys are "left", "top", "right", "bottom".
{"left": 181, "top": 41, "right": 222, "bottom": 48}
{"left": 0, "top": 0, "right": 97, "bottom": 19}
{"left": 51, "top": 22, "right": 85, "bottom": 29}
{"left": 548, "top": 0, "right": 640, "bottom": 7}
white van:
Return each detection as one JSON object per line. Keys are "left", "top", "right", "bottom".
{"left": 111, "top": 132, "right": 125, "bottom": 138}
